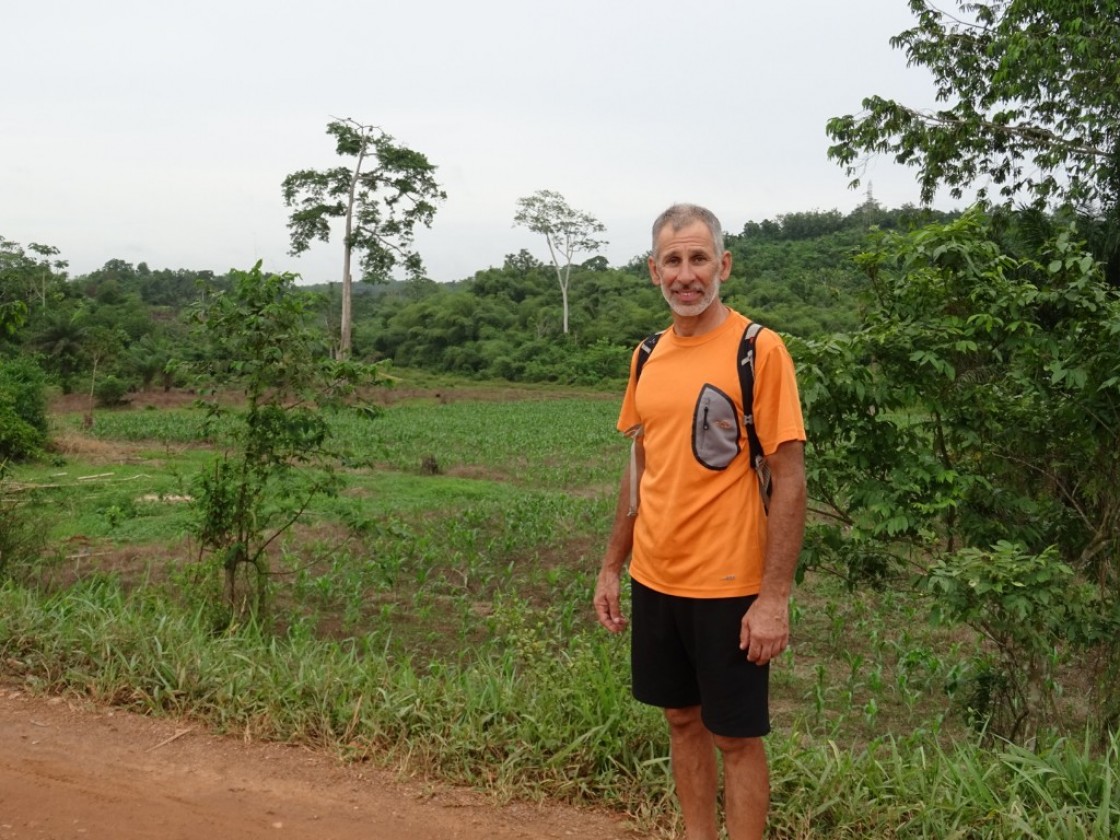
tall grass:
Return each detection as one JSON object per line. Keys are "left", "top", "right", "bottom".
{"left": 3, "top": 388, "right": 1118, "bottom": 837}
{"left": 4, "top": 575, "right": 1115, "bottom": 838}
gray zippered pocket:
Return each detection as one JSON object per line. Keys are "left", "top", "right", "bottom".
{"left": 692, "top": 384, "right": 740, "bottom": 470}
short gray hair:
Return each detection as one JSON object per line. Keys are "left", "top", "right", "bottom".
{"left": 651, "top": 203, "right": 725, "bottom": 258}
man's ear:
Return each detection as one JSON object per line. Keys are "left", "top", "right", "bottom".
{"left": 648, "top": 256, "right": 661, "bottom": 286}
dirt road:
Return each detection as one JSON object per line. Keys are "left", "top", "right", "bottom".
{"left": 0, "top": 687, "right": 634, "bottom": 839}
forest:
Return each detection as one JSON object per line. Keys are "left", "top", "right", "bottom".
{"left": 0, "top": 198, "right": 947, "bottom": 405}
{"left": 4, "top": 1, "right": 1120, "bottom": 836}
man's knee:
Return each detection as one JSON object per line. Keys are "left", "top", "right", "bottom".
{"left": 711, "top": 733, "right": 765, "bottom": 759}
{"left": 663, "top": 705, "right": 704, "bottom": 732}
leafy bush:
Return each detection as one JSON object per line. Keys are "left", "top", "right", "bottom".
{"left": 0, "top": 474, "right": 46, "bottom": 578}
{"left": 94, "top": 374, "right": 131, "bottom": 407}
{"left": 925, "top": 542, "right": 1111, "bottom": 741}
{"left": 0, "top": 357, "right": 48, "bottom": 460}
{"left": 0, "top": 408, "right": 43, "bottom": 461}
{"left": 797, "top": 209, "right": 1120, "bottom": 738}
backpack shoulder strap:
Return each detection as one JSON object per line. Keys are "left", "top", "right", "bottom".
{"left": 634, "top": 330, "right": 664, "bottom": 382}
{"left": 737, "top": 321, "right": 773, "bottom": 512}
{"left": 625, "top": 331, "right": 663, "bottom": 517}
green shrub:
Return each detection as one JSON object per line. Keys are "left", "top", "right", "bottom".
{"left": 0, "top": 358, "right": 48, "bottom": 460}
{"left": 0, "top": 406, "right": 43, "bottom": 460}
{"left": 0, "top": 476, "right": 46, "bottom": 578}
{"left": 94, "top": 374, "right": 131, "bottom": 407}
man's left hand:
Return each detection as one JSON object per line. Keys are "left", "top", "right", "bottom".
{"left": 739, "top": 596, "right": 789, "bottom": 665}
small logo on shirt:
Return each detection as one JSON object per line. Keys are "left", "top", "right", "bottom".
{"left": 722, "top": 574, "right": 737, "bottom": 581}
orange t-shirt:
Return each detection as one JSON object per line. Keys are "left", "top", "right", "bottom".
{"left": 617, "top": 309, "right": 805, "bottom": 598}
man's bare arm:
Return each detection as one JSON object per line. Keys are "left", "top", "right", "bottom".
{"left": 740, "top": 440, "right": 806, "bottom": 664}
{"left": 593, "top": 439, "right": 644, "bottom": 633}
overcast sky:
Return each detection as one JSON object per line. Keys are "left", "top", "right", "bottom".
{"left": 3, "top": 0, "right": 951, "bottom": 284}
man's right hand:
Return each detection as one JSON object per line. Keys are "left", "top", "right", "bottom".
{"left": 593, "top": 569, "right": 628, "bottom": 633}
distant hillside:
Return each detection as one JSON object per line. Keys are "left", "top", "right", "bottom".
{"left": 3, "top": 203, "right": 957, "bottom": 390}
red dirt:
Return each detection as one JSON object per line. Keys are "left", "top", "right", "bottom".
{"left": 0, "top": 687, "right": 634, "bottom": 840}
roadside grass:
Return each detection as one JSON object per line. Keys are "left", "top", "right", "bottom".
{"left": 2, "top": 386, "right": 1117, "bottom": 838}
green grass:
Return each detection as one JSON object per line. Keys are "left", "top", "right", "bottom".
{"left": 3, "top": 387, "right": 1118, "bottom": 838}
{"left": 9, "top": 461, "right": 198, "bottom": 543}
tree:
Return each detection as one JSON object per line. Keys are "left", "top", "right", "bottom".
{"left": 0, "top": 237, "right": 67, "bottom": 336}
{"left": 25, "top": 243, "right": 68, "bottom": 310}
{"left": 282, "top": 118, "right": 446, "bottom": 358}
{"left": 179, "top": 262, "right": 383, "bottom": 623}
{"left": 796, "top": 209, "right": 1120, "bottom": 738}
{"left": 826, "top": 1, "right": 1120, "bottom": 277}
{"left": 27, "top": 303, "right": 85, "bottom": 391}
{"left": 82, "top": 325, "right": 127, "bottom": 426}
{"left": 503, "top": 248, "right": 544, "bottom": 276}
{"left": 514, "top": 190, "right": 607, "bottom": 334}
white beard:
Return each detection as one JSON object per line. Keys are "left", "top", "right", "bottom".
{"left": 662, "top": 278, "right": 721, "bottom": 318}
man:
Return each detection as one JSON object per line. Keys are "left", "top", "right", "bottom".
{"left": 594, "top": 203, "right": 807, "bottom": 840}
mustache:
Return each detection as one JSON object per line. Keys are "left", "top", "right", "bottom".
{"left": 666, "top": 280, "right": 720, "bottom": 291}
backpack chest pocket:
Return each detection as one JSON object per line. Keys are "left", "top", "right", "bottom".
{"left": 692, "top": 384, "right": 740, "bottom": 470}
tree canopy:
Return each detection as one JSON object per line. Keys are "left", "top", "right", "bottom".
{"left": 282, "top": 118, "right": 446, "bottom": 357}
{"left": 514, "top": 190, "right": 607, "bottom": 335}
{"left": 827, "top": 1, "right": 1120, "bottom": 215}
{"left": 1, "top": 238, "right": 68, "bottom": 338}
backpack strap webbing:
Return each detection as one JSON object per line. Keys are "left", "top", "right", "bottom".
{"left": 738, "top": 321, "right": 773, "bottom": 513}
{"left": 634, "top": 330, "right": 663, "bottom": 382}
{"left": 625, "top": 331, "right": 663, "bottom": 517}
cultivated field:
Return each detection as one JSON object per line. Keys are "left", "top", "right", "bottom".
{"left": 2, "top": 384, "right": 1117, "bottom": 838}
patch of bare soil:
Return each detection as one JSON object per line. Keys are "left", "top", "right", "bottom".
{"left": 50, "top": 389, "right": 215, "bottom": 415}
{"left": 0, "top": 687, "right": 634, "bottom": 840}
{"left": 49, "top": 384, "right": 616, "bottom": 418}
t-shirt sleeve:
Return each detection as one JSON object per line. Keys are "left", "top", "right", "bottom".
{"left": 753, "top": 330, "right": 806, "bottom": 455}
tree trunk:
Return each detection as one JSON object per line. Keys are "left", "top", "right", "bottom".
{"left": 560, "top": 280, "right": 570, "bottom": 334}
{"left": 555, "top": 262, "right": 570, "bottom": 335}
{"left": 85, "top": 356, "right": 98, "bottom": 429}
{"left": 337, "top": 139, "right": 367, "bottom": 360}
{"left": 340, "top": 251, "right": 352, "bottom": 360}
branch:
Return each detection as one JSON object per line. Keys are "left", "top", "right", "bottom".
{"left": 917, "top": 1, "right": 990, "bottom": 32}
{"left": 248, "top": 483, "right": 328, "bottom": 568}
{"left": 993, "top": 447, "right": 1093, "bottom": 532}
{"left": 807, "top": 502, "right": 853, "bottom": 527}
{"left": 897, "top": 103, "right": 1111, "bottom": 160}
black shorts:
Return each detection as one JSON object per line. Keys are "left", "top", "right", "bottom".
{"left": 630, "top": 578, "right": 771, "bottom": 738}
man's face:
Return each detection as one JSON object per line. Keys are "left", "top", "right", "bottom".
{"left": 648, "top": 220, "right": 731, "bottom": 318}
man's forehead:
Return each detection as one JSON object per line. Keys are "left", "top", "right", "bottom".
{"left": 657, "top": 223, "right": 716, "bottom": 253}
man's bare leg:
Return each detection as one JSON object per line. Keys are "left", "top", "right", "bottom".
{"left": 664, "top": 706, "right": 718, "bottom": 840}
{"left": 713, "top": 734, "right": 769, "bottom": 840}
